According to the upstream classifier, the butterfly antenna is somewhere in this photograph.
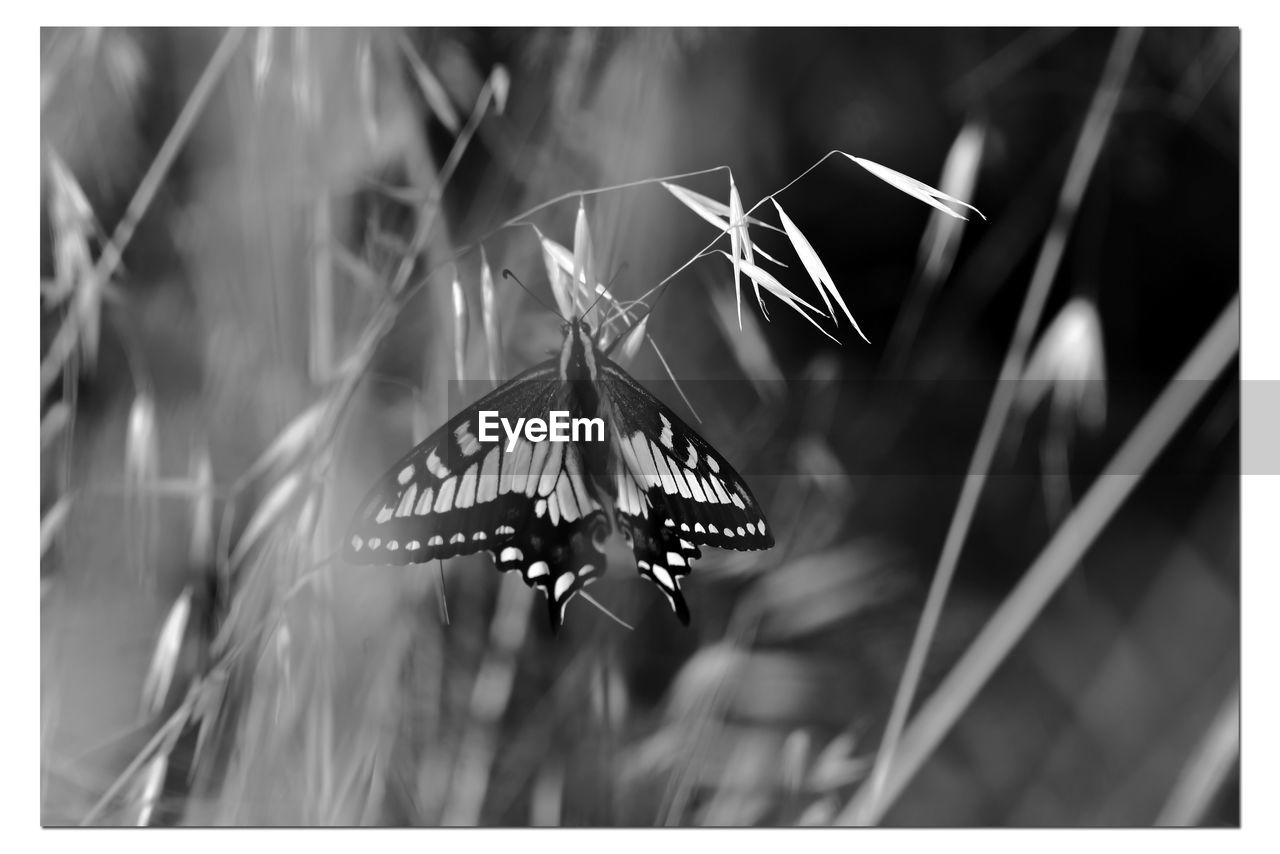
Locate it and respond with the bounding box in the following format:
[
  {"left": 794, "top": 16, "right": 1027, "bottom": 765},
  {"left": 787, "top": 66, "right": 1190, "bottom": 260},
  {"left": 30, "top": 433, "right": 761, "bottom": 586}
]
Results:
[
  {"left": 579, "top": 591, "right": 635, "bottom": 632},
  {"left": 502, "top": 269, "right": 566, "bottom": 322},
  {"left": 583, "top": 262, "right": 628, "bottom": 326}
]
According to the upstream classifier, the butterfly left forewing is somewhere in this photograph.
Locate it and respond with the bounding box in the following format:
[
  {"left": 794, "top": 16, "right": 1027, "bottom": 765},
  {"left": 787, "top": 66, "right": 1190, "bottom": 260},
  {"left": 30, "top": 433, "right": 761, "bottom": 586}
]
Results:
[
  {"left": 344, "top": 363, "right": 562, "bottom": 566},
  {"left": 345, "top": 359, "right": 612, "bottom": 633}
]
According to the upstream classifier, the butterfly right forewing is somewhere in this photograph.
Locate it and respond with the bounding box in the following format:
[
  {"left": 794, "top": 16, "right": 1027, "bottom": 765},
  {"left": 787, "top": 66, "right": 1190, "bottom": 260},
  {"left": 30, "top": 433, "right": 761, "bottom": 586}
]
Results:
[{"left": 597, "top": 356, "right": 774, "bottom": 621}]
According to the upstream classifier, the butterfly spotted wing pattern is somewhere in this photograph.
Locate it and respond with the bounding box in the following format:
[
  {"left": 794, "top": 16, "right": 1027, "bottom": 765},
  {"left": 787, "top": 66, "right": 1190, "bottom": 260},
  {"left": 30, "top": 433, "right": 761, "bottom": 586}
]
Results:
[
  {"left": 344, "top": 361, "right": 610, "bottom": 631},
  {"left": 346, "top": 318, "right": 776, "bottom": 632},
  {"left": 600, "top": 358, "right": 774, "bottom": 622}
]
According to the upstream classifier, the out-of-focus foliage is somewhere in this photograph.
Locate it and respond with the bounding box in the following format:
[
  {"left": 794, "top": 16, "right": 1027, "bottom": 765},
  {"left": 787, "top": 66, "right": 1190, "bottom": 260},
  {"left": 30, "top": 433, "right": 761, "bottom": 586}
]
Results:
[{"left": 40, "top": 28, "right": 1237, "bottom": 827}]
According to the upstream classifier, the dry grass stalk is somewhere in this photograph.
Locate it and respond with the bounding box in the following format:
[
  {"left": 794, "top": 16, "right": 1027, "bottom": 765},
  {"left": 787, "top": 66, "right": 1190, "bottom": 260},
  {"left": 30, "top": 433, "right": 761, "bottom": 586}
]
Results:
[{"left": 854, "top": 28, "right": 1143, "bottom": 824}]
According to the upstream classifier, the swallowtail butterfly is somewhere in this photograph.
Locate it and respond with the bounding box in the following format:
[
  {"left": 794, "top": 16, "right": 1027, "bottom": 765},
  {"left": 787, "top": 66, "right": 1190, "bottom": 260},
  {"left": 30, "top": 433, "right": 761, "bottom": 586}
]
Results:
[{"left": 344, "top": 314, "right": 774, "bottom": 633}]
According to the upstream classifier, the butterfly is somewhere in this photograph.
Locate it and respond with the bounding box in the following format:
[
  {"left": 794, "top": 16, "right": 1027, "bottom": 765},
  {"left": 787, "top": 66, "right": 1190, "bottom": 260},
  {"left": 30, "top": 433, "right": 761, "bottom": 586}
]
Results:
[{"left": 344, "top": 310, "right": 775, "bottom": 633}]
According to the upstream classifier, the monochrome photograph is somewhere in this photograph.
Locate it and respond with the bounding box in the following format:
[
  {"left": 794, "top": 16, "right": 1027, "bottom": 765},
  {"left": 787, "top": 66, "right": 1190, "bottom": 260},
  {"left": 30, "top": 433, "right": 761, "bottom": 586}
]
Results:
[{"left": 38, "top": 26, "right": 1240, "bottom": 828}]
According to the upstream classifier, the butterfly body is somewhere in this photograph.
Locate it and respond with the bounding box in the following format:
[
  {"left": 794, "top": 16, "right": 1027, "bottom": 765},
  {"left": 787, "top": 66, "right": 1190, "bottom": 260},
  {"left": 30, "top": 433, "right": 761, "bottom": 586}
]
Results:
[{"left": 345, "top": 317, "right": 774, "bottom": 632}]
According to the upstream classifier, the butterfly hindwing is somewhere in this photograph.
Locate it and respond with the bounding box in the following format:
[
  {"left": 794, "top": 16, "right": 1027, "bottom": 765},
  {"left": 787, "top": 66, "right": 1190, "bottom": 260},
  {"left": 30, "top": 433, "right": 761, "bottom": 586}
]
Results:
[{"left": 612, "top": 463, "right": 702, "bottom": 623}]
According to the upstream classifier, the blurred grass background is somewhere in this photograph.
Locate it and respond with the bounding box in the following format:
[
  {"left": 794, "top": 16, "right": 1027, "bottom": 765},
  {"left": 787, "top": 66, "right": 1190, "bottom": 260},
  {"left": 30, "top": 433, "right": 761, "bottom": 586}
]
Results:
[{"left": 39, "top": 27, "right": 1238, "bottom": 826}]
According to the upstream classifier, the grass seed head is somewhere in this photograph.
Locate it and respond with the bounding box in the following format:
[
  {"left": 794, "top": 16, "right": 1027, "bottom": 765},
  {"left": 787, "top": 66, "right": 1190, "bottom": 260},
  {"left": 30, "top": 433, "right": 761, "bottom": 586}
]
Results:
[
  {"left": 846, "top": 153, "right": 985, "bottom": 221},
  {"left": 1018, "top": 296, "right": 1108, "bottom": 431},
  {"left": 141, "top": 586, "right": 193, "bottom": 716}
]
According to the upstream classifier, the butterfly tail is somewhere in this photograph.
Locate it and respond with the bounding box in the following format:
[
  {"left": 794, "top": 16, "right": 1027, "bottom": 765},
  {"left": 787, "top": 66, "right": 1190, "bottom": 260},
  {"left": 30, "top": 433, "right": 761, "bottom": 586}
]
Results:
[{"left": 616, "top": 500, "right": 701, "bottom": 626}]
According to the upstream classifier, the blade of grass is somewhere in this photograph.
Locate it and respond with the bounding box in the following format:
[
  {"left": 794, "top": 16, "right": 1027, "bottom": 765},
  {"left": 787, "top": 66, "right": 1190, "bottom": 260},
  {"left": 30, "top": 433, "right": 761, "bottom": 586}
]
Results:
[
  {"left": 854, "top": 27, "right": 1144, "bottom": 824},
  {"left": 846, "top": 155, "right": 985, "bottom": 221},
  {"left": 309, "top": 194, "right": 334, "bottom": 384},
  {"left": 838, "top": 294, "right": 1238, "bottom": 824},
  {"left": 480, "top": 248, "right": 502, "bottom": 386},
  {"left": 1155, "top": 684, "right": 1240, "bottom": 826},
  {"left": 882, "top": 120, "right": 988, "bottom": 371},
  {"left": 771, "top": 198, "right": 868, "bottom": 342},
  {"left": 91, "top": 28, "right": 245, "bottom": 293},
  {"left": 440, "top": 577, "right": 532, "bottom": 825},
  {"left": 452, "top": 274, "right": 468, "bottom": 382},
  {"left": 396, "top": 30, "right": 460, "bottom": 133}
]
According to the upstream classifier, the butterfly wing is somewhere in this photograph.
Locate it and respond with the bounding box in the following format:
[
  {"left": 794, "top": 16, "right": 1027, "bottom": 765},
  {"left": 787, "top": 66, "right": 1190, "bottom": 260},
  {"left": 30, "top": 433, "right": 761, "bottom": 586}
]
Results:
[
  {"left": 599, "top": 357, "right": 774, "bottom": 621},
  {"left": 344, "top": 361, "right": 609, "bottom": 632}
]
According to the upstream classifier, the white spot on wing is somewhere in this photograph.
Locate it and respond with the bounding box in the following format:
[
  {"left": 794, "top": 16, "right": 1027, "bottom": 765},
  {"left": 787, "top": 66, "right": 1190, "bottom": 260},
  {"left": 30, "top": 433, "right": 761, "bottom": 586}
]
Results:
[
  {"left": 351, "top": 535, "right": 364, "bottom": 551},
  {"left": 505, "top": 440, "right": 534, "bottom": 494},
  {"left": 556, "top": 470, "right": 580, "bottom": 521},
  {"left": 527, "top": 561, "right": 550, "bottom": 579},
  {"left": 706, "top": 455, "right": 720, "bottom": 474},
  {"left": 375, "top": 505, "right": 393, "bottom": 524},
  {"left": 398, "top": 464, "right": 416, "bottom": 485},
  {"left": 686, "top": 471, "right": 708, "bottom": 503},
  {"left": 536, "top": 442, "right": 565, "bottom": 498},
  {"left": 652, "top": 565, "right": 674, "bottom": 589},
  {"left": 454, "top": 463, "right": 478, "bottom": 509},
  {"left": 415, "top": 486, "right": 434, "bottom": 515},
  {"left": 525, "top": 441, "right": 551, "bottom": 497},
  {"left": 477, "top": 448, "right": 499, "bottom": 503},
  {"left": 501, "top": 547, "right": 523, "bottom": 563},
  {"left": 426, "top": 449, "right": 451, "bottom": 479},
  {"left": 433, "top": 477, "right": 457, "bottom": 513},
  {"left": 449, "top": 533, "right": 464, "bottom": 544},
  {"left": 386, "top": 540, "right": 399, "bottom": 551},
  {"left": 629, "top": 433, "right": 661, "bottom": 488},
  {"left": 684, "top": 444, "right": 697, "bottom": 469},
  {"left": 666, "top": 552, "right": 686, "bottom": 567},
  {"left": 658, "top": 413, "right": 674, "bottom": 449},
  {"left": 368, "top": 537, "right": 381, "bottom": 549},
  {"left": 396, "top": 483, "right": 418, "bottom": 517},
  {"left": 428, "top": 535, "right": 444, "bottom": 546},
  {"left": 454, "top": 421, "right": 481, "bottom": 457},
  {"left": 554, "top": 573, "right": 574, "bottom": 600},
  {"left": 407, "top": 540, "right": 421, "bottom": 550}
]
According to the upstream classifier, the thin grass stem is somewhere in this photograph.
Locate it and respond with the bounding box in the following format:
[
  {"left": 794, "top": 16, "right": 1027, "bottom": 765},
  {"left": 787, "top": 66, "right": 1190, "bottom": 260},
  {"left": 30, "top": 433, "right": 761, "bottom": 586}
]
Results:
[
  {"left": 839, "top": 293, "right": 1238, "bottom": 825},
  {"left": 853, "top": 28, "right": 1144, "bottom": 824},
  {"left": 90, "top": 29, "right": 245, "bottom": 292},
  {"left": 1155, "top": 684, "right": 1240, "bottom": 826}
]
